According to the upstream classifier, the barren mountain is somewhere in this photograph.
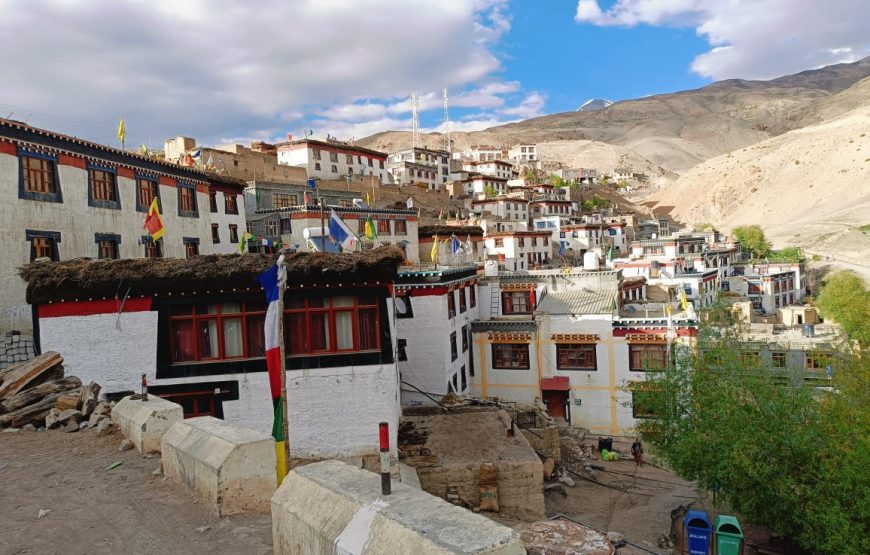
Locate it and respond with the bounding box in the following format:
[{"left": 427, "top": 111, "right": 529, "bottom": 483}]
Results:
[
  {"left": 649, "top": 101, "right": 870, "bottom": 271},
  {"left": 357, "top": 57, "right": 870, "bottom": 173}
]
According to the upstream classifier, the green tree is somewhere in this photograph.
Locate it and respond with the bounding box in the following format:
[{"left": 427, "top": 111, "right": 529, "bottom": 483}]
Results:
[
  {"left": 483, "top": 184, "right": 498, "bottom": 198},
  {"left": 549, "top": 174, "right": 566, "bottom": 188},
  {"left": 636, "top": 325, "right": 869, "bottom": 554},
  {"left": 816, "top": 270, "right": 870, "bottom": 349},
  {"left": 733, "top": 225, "right": 772, "bottom": 258}
]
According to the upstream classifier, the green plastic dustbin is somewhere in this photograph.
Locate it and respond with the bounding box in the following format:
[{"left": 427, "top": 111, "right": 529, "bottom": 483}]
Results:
[{"left": 714, "top": 515, "right": 744, "bottom": 555}]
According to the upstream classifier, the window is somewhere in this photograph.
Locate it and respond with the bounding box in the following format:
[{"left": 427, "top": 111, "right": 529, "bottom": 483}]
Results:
[
  {"left": 211, "top": 224, "right": 220, "bottom": 244},
  {"left": 265, "top": 220, "right": 279, "bottom": 237},
  {"left": 178, "top": 183, "right": 198, "bottom": 217},
  {"left": 280, "top": 218, "right": 292, "bottom": 234},
  {"left": 495, "top": 238, "right": 504, "bottom": 247},
  {"left": 246, "top": 221, "right": 253, "bottom": 234},
  {"left": 461, "top": 366, "right": 467, "bottom": 391},
  {"left": 20, "top": 152, "right": 61, "bottom": 202},
  {"left": 629, "top": 343, "right": 668, "bottom": 371},
  {"left": 224, "top": 192, "right": 238, "bottom": 214},
  {"left": 313, "top": 149, "right": 321, "bottom": 160},
  {"left": 771, "top": 351, "right": 787, "bottom": 368},
  {"left": 136, "top": 177, "right": 159, "bottom": 212},
  {"left": 330, "top": 165, "right": 338, "bottom": 173},
  {"left": 209, "top": 191, "right": 218, "bottom": 213},
  {"left": 461, "top": 325, "right": 468, "bottom": 351},
  {"left": 95, "top": 234, "right": 120, "bottom": 259},
  {"left": 169, "top": 301, "right": 266, "bottom": 363},
  {"left": 632, "top": 389, "right": 659, "bottom": 419},
  {"left": 183, "top": 238, "right": 199, "bottom": 258},
  {"left": 450, "top": 332, "right": 457, "bottom": 361},
  {"left": 469, "top": 286, "right": 476, "bottom": 308},
  {"left": 273, "top": 193, "right": 297, "bottom": 209},
  {"left": 88, "top": 166, "right": 119, "bottom": 208},
  {"left": 397, "top": 338, "right": 407, "bottom": 361},
  {"left": 229, "top": 224, "right": 239, "bottom": 244},
  {"left": 143, "top": 236, "right": 163, "bottom": 258},
  {"left": 26, "top": 230, "right": 60, "bottom": 261},
  {"left": 740, "top": 351, "right": 760, "bottom": 367},
  {"left": 447, "top": 292, "right": 456, "bottom": 319},
  {"left": 329, "top": 151, "right": 338, "bottom": 162},
  {"left": 315, "top": 163, "right": 321, "bottom": 171},
  {"left": 284, "top": 295, "right": 380, "bottom": 355},
  {"left": 377, "top": 219, "right": 391, "bottom": 234},
  {"left": 806, "top": 352, "right": 833, "bottom": 370},
  {"left": 501, "top": 291, "right": 534, "bottom": 314},
  {"left": 556, "top": 344, "right": 597, "bottom": 370},
  {"left": 459, "top": 288, "right": 467, "bottom": 313},
  {"left": 394, "top": 220, "right": 407, "bottom": 235},
  {"left": 492, "top": 343, "right": 530, "bottom": 369}
]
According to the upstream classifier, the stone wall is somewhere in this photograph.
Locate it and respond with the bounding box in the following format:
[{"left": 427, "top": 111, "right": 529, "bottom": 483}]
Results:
[
  {"left": 521, "top": 426, "right": 561, "bottom": 460},
  {"left": 0, "top": 332, "right": 35, "bottom": 370}
]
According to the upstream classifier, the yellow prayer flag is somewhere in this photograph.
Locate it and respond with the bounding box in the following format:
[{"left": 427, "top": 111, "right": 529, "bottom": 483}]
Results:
[
  {"left": 117, "top": 118, "right": 126, "bottom": 144},
  {"left": 430, "top": 235, "right": 439, "bottom": 263}
]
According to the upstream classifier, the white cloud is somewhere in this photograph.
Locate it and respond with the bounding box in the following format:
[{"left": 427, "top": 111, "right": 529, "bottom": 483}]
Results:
[
  {"left": 500, "top": 92, "right": 547, "bottom": 118},
  {"left": 0, "top": 0, "right": 513, "bottom": 145},
  {"left": 575, "top": 0, "right": 870, "bottom": 80}
]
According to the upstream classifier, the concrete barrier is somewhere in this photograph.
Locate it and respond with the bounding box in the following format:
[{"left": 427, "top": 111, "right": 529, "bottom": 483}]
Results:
[
  {"left": 111, "top": 395, "right": 183, "bottom": 454},
  {"left": 272, "top": 460, "right": 525, "bottom": 555},
  {"left": 161, "top": 416, "right": 276, "bottom": 516}
]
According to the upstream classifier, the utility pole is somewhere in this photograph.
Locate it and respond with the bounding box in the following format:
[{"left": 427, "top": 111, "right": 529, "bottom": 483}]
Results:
[
  {"left": 411, "top": 93, "right": 420, "bottom": 150},
  {"left": 443, "top": 88, "right": 451, "bottom": 155}
]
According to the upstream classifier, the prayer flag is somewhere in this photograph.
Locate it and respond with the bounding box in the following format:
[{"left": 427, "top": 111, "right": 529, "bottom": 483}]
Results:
[
  {"left": 451, "top": 235, "right": 461, "bottom": 255},
  {"left": 238, "top": 231, "right": 253, "bottom": 253},
  {"left": 117, "top": 118, "right": 126, "bottom": 144},
  {"left": 256, "top": 265, "right": 288, "bottom": 483},
  {"left": 328, "top": 209, "right": 357, "bottom": 250},
  {"left": 143, "top": 198, "right": 164, "bottom": 241},
  {"left": 430, "top": 235, "right": 439, "bottom": 262},
  {"left": 364, "top": 216, "right": 378, "bottom": 241}
]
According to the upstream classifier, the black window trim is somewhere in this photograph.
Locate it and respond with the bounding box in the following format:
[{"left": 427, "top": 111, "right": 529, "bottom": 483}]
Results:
[
  {"left": 141, "top": 235, "right": 164, "bottom": 258},
  {"left": 94, "top": 232, "right": 121, "bottom": 259},
  {"left": 177, "top": 180, "right": 199, "bottom": 218},
  {"left": 135, "top": 174, "right": 161, "bottom": 213},
  {"left": 18, "top": 148, "right": 63, "bottom": 203},
  {"left": 25, "top": 229, "right": 61, "bottom": 261},
  {"left": 87, "top": 163, "right": 121, "bottom": 210}
]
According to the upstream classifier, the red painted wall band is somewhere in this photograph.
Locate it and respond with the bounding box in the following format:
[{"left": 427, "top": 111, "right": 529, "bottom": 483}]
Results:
[{"left": 38, "top": 297, "right": 153, "bottom": 318}]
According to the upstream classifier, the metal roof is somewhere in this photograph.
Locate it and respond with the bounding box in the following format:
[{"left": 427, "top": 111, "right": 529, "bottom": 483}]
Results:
[{"left": 536, "top": 290, "right": 617, "bottom": 315}]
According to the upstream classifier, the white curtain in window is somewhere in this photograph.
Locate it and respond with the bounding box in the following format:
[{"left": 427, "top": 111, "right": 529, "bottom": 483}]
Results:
[
  {"left": 335, "top": 311, "right": 354, "bottom": 350},
  {"left": 223, "top": 317, "right": 243, "bottom": 357}
]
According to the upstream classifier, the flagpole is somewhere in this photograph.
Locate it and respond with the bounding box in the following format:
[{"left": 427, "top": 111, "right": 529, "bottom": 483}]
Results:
[{"left": 276, "top": 255, "right": 291, "bottom": 477}]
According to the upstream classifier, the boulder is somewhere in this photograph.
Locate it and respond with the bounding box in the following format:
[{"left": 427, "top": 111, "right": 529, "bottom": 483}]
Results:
[
  {"left": 79, "top": 382, "right": 101, "bottom": 418},
  {"left": 57, "top": 408, "right": 81, "bottom": 425},
  {"left": 45, "top": 408, "right": 63, "bottom": 429},
  {"left": 55, "top": 392, "right": 81, "bottom": 411}
]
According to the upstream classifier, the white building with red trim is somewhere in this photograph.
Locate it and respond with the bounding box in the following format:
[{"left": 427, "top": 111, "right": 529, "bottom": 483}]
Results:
[
  {"left": 386, "top": 147, "right": 451, "bottom": 190},
  {"left": 0, "top": 118, "right": 246, "bottom": 334},
  {"left": 484, "top": 231, "right": 552, "bottom": 271},
  {"left": 462, "top": 160, "right": 515, "bottom": 180},
  {"left": 276, "top": 139, "right": 389, "bottom": 183},
  {"left": 470, "top": 196, "right": 529, "bottom": 223}
]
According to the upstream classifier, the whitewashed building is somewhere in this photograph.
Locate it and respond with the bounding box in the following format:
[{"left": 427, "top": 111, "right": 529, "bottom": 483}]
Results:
[
  {"left": 277, "top": 139, "right": 389, "bottom": 183},
  {"left": 470, "top": 197, "right": 529, "bottom": 223},
  {"left": 484, "top": 231, "right": 552, "bottom": 271},
  {"left": 462, "top": 160, "right": 515, "bottom": 180},
  {"left": 0, "top": 118, "right": 246, "bottom": 334},
  {"left": 508, "top": 144, "right": 537, "bottom": 163},
  {"left": 386, "top": 147, "right": 451, "bottom": 189}
]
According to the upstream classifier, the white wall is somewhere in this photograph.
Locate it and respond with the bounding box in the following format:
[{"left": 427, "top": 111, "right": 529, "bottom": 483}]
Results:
[
  {"left": 38, "top": 309, "right": 400, "bottom": 459},
  {"left": 210, "top": 190, "right": 247, "bottom": 254}
]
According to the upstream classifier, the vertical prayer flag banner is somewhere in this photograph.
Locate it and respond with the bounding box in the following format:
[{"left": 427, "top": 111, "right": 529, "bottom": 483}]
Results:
[
  {"left": 451, "top": 235, "right": 461, "bottom": 255},
  {"left": 559, "top": 241, "right": 565, "bottom": 257},
  {"left": 238, "top": 232, "right": 253, "bottom": 253},
  {"left": 430, "top": 235, "right": 439, "bottom": 263},
  {"left": 143, "top": 197, "right": 165, "bottom": 240},
  {"left": 256, "top": 265, "right": 288, "bottom": 483},
  {"left": 117, "top": 118, "right": 126, "bottom": 144},
  {"left": 364, "top": 216, "right": 378, "bottom": 242}
]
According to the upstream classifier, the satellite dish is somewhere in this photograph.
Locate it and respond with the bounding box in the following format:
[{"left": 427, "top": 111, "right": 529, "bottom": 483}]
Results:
[{"left": 395, "top": 297, "right": 408, "bottom": 314}]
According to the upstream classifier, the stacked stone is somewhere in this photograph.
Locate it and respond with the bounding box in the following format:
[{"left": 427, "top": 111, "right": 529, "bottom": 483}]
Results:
[{"left": 0, "top": 332, "right": 36, "bottom": 370}]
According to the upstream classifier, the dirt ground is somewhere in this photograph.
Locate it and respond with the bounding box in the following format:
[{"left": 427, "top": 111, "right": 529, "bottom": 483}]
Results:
[{"left": 0, "top": 428, "right": 272, "bottom": 555}]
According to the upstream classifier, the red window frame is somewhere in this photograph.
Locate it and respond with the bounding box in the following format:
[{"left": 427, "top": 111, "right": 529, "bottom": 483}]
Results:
[
  {"left": 22, "top": 155, "right": 56, "bottom": 193},
  {"left": 144, "top": 238, "right": 162, "bottom": 258},
  {"left": 90, "top": 168, "right": 116, "bottom": 201},
  {"left": 629, "top": 343, "right": 668, "bottom": 371},
  {"left": 225, "top": 194, "right": 239, "bottom": 214},
  {"left": 185, "top": 241, "right": 199, "bottom": 258},
  {"left": 394, "top": 220, "right": 407, "bottom": 235},
  {"left": 502, "top": 291, "right": 534, "bottom": 314},
  {"left": 180, "top": 186, "right": 196, "bottom": 212},
  {"left": 377, "top": 219, "right": 391, "bottom": 234},
  {"left": 284, "top": 295, "right": 380, "bottom": 356},
  {"left": 556, "top": 344, "right": 597, "bottom": 370},
  {"left": 98, "top": 239, "right": 119, "bottom": 260},
  {"left": 492, "top": 343, "right": 530, "bottom": 369},
  {"left": 169, "top": 301, "right": 267, "bottom": 363},
  {"left": 137, "top": 177, "right": 158, "bottom": 207}
]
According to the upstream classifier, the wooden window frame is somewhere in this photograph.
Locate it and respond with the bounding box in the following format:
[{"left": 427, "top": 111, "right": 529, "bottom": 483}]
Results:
[
  {"left": 394, "top": 219, "right": 407, "bottom": 235},
  {"left": 501, "top": 291, "right": 534, "bottom": 315},
  {"left": 450, "top": 332, "right": 458, "bottom": 361},
  {"left": 491, "top": 343, "right": 530, "bottom": 370},
  {"left": 209, "top": 191, "right": 218, "bottom": 213},
  {"left": 19, "top": 151, "right": 62, "bottom": 203},
  {"left": 629, "top": 343, "right": 668, "bottom": 372},
  {"left": 458, "top": 288, "right": 467, "bottom": 313},
  {"left": 142, "top": 236, "right": 163, "bottom": 258},
  {"left": 169, "top": 301, "right": 266, "bottom": 363},
  {"left": 377, "top": 219, "right": 391, "bottom": 234},
  {"left": 177, "top": 183, "right": 199, "bottom": 217},
  {"left": 469, "top": 285, "right": 476, "bottom": 308},
  {"left": 461, "top": 325, "right": 468, "bottom": 352},
  {"left": 284, "top": 296, "right": 381, "bottom": 356},
  {"left": 556, "top": 343, "right": 597, "bottom": 370},
  {"left": 95, "top": 234, "right": 121, "bottom": 260},
  {"left": 224, "top": 194, "right": 239, "bottom": 215},
  {"left": 228, "top": 224, "right": 239, "bottom": 244},
  {"left": 135, "top": 176, "right": 160, "bottom": 212},
  {"left": 88, "top": 166, "right": 120, "bottom": 209},
  {"left": 447, "top": 291, "right": 456, "bottom": 319},
  {"left": 183, "top": 237, "right": 200, "bottom": 258},
  {"left": 211, "top": 224, "right": 220, "bottom": 244}
]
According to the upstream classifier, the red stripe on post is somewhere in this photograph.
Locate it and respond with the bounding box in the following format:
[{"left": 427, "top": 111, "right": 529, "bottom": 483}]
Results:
[{"left": 379, "top": 421, "right": 389, "bottom": 451}]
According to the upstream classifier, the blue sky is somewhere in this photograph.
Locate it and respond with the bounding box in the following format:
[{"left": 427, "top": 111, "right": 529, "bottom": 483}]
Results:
[{"left": 0, "top": 0, "right": 867, "bottom": 147}]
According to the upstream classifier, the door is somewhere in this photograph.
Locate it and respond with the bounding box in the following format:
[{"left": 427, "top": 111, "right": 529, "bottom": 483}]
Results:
[{"left": 543, "top": 390, "right": 569, "bottom": 420}]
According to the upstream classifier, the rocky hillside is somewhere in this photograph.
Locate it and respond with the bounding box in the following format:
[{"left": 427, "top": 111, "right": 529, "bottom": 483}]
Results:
[
  {"left": 649, "top": 100, "right": 870, "bottom": 269},
  {"left": 358, "top": 57, "right": 870, "bottom": 173}
]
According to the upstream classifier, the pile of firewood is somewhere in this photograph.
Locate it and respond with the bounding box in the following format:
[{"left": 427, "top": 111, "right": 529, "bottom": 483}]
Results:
[{"left": 0, "top": 352, "right": 111, "bottom": 432}]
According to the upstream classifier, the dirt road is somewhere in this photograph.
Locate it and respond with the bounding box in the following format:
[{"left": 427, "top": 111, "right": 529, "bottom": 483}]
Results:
[{"left": 0, "top": 428, "right": 272, "bottom": 555}]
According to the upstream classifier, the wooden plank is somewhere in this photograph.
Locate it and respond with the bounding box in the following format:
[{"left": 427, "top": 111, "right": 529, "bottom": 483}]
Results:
[
  {"left": 0, "top": 376, "right": 82, "bottom": 413},
  {"left": 0, "top": 352, "right": 63, "bottom": 401},
  {"left": 0, "top": 392, "right": 64, "bottom": 427}
]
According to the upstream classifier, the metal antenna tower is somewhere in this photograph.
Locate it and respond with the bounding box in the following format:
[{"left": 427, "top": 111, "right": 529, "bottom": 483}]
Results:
[
  {"left": 443, "top": 88, "right": 451, "bottom": 154},
  {"left": 410, "top": 93, "right": 420, "bottom": 149}
]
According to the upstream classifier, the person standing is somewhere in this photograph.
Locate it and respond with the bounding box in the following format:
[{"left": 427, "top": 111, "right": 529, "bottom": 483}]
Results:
[{"left": 631, "top": 439, "right": 644, "bottom": 467}]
